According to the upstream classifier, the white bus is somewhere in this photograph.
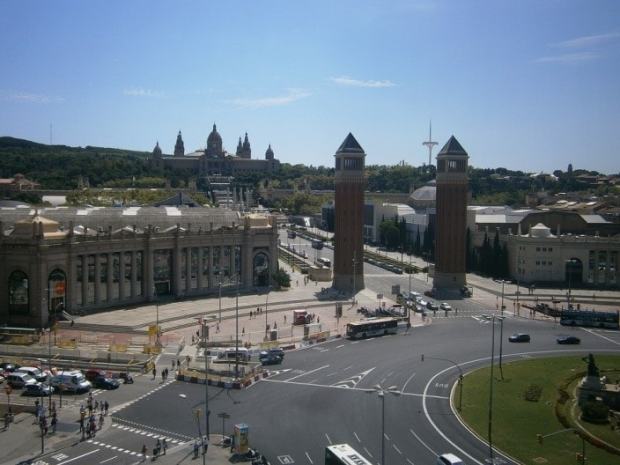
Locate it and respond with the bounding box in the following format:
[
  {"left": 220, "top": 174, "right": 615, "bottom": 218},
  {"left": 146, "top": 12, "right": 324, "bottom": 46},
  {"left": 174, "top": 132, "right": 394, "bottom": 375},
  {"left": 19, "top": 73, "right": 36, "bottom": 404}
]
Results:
[
  {"left": 316, "top": 257, "right": 331, "bottom": 268},
  {"left": 325, "top": 444, "right": 373, "bottom": 465},
  {"left": 346, "top": 317, "right": 399, "bottom": 340},
  {"left": 216, "top": 347, "right": 251, "bottom": 362}
]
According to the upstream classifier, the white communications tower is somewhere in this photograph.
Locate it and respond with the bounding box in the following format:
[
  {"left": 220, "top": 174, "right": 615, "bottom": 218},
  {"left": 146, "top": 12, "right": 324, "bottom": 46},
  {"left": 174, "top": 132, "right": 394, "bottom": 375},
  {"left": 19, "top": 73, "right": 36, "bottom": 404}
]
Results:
[{"left": 422, "top": 121, "right": 438, "bottom": 166}]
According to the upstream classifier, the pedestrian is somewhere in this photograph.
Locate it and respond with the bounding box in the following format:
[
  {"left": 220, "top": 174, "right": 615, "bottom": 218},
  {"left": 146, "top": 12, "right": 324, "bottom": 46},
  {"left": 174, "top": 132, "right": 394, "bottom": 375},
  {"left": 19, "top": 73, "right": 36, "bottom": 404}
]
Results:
[
  {"left": 4, "top": 412, "right": 10, "bottom": 430},
  {"left": 99, "top": 413, "right": 104, "bottom": 430},
  {"left": 152, "top": 367, "right": 157, "bottom": 380},
  {"left": 202, "top": 435, "right": 208, "bottom": 455},
  {"left": 193, "top": 441, "right": 200, "bottom": 459},
  {"left": 104, "top": 400, "right": 109, "bottom": 415},
  {"left": 172, "top": 360, "right": 176, "bottom": 369},
  {"left": 274, "top": 321, "right": 277, "bottom": 330},
  {"left": 250, "top": 310, "right": 253, "bottom": 319},
  {"left": 216, "top": 323, "right": 220, "bottom": 333},
  {"left": 51, "top": 413, "right": 57, "bottom": 433},
  {"left": 94, "top": 400, "right": 99, "bottom": 412},
  {"left": 317, "top": 316, "right": 320, "bottom": 324},
  {"left": 242, "top": 327, "right": 245, "bottom": 335},
  {"left": 177, "top": 358, "right": 181, "bottom": 368},
  {"left": 161, "top": 370, "right": 165, "bottom": 383},
  {"left": 162, "top": 438, "right": 167, "bottom": 455},
  {"left": 141, "top": 444, "right": 148, "bottom": 462}
]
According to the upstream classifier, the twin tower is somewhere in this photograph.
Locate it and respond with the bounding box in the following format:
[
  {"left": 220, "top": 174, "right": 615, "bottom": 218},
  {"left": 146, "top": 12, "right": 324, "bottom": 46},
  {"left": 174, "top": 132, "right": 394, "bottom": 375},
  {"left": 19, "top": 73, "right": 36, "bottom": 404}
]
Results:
[{"left": 332, "top": 133, "right": 469, "bottom": 294}]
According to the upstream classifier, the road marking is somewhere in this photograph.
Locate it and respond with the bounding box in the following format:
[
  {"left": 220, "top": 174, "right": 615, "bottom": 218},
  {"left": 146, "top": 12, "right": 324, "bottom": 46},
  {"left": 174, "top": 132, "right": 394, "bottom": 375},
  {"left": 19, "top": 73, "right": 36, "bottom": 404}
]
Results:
[
  {"left": 278, "top": 455, "right": 294, "bottom": 464},
  {"left": 353, "top": 432, "right": 361, "bottom": 443},
  {"left": 336, "top": 345, "right": 345, "bottom": 349},
  {"left": 406, "top": 459, "right": 415, "bottom": 465},
  {"left": 409, "top": 428, "right": 436, "bottom": 456},
  {"left": 583, "top": 328, "right": 620, "bottom": 346},
  {"left": 384, "top": 433, "right": 390, "bottom": 441},
  {"left": 100, "top": 456, "right": 118, "bottom": 464},
  {"left": 392, "top": 444, "right": 402, "bottom": 455},
  {"left": 305, "top": 452, "right": 314, "bottom": 464},
  {"left": 57, "top": 449, "right": 101, "bottom": 465},
  {"left": 285, "top": 364, "right": 329, "bottom": 381},
  {"left": 325, "top": 433, "right": 332, "bottom": 444},
  {"left": 332, "top": 367, "right": 375, "bottom": 389},
  {"left": 401, "top": 372, "right": 416, "bottom": 393},
  {"left": 343, "top": 365, "right": 353, "bottom": 371},
  {"left": 363, "top": 447, "right": 373, "bottom": 458}
]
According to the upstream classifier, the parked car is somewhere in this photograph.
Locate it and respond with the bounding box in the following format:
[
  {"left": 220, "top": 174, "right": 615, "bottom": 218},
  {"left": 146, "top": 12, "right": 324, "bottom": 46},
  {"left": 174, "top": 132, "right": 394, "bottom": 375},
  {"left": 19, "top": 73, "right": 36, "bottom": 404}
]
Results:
[
  {"left": 426, "top": 301, "right": 438, "bottom": 311},
  {"left": 51, "top": 370, "right": 91, "bottom": 393},
  {"left": 15, "top": 367, "right": 48, "bottom": 382},
  {"left": 557, "top": 335, "right": 581, "bottom": 345},
  {"left": 6, "top": 372, "right": 37, "bottom": 389},
  {"left": 440, "top": 303, "right": 452, "bottom": 311},
  {"left": 418, "top": 300, "right": 428, "bottom": 308},
  {"left": 92, "top": 376, "right": 121, "bottom": 390},
  {"left": 509, "top": 333, "right": 531, "bottom": 343},
  {"left": 0, "top": 362, "right": 20, "bottom": 373},
  {"left": 22, "top": 383, "right": 54, "bottom": 397}
]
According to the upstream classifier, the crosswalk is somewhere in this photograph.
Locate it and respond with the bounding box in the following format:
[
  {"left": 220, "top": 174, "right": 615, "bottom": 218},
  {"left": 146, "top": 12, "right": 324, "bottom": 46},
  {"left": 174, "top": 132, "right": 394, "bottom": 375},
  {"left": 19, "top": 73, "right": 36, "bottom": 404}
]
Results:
[
  {"left": 111, "top": 420, "right": 191, "bottom": 443},
  {"left": 86, "top": 439, "right": 148, "bottom": 458}
]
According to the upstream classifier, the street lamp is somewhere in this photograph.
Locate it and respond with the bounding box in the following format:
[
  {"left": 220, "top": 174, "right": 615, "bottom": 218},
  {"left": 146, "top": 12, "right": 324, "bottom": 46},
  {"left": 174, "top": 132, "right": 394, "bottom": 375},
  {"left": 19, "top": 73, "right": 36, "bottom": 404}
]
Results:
[
  {"left": 566, "top": 259, "right": 577, "bottom": 309},
  {"left": 264, "top": 285, "right": 271, "bottom": 336},
  {"left": 352, "top": 251, "right": 357, "bottom": 305},
  {"left": 202, "top": 323, "right": 210, "bottom": 439},
  {"left": 218, "top": 274, "right": 223, "bottom": 323},
  {"left": 367, "top": 385, "right": 400, "bottom": 465}
]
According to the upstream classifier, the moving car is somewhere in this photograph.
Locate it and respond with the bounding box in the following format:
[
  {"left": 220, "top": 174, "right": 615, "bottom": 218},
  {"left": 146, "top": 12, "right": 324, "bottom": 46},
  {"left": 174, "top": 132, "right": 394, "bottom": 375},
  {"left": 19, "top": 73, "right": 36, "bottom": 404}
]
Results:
[
  {"left": 265, "top": 347, "right": 285, "bottom": 359},
  {"left": 509, "top": 333, "right": 531, "bottom": 343},
  {"left": 259, "top": 351, "right": 283, "bottom": 366},
  {"left": 426, "top": 301, "right": 438, "bottom": 311},
  {"left": 440, "top": 303, "right": 452, "bottom": 311},
  {"left": 557, "top": 335, "right": 581, "bottom": 345},
  {"left": 91, "top": 376, "right": 121, "bottom": 390},
  {"left": 22, "top": 383, "right": 54, "bottom": 397},
  {"left": 51, "top": 370, "right": 91, "bottom": 393},
  {"left": 85, "top": 369, "right": 108, "bottom": 382},
  {"left": 437, "top": 453, "right": 465, "bottom": 465}
]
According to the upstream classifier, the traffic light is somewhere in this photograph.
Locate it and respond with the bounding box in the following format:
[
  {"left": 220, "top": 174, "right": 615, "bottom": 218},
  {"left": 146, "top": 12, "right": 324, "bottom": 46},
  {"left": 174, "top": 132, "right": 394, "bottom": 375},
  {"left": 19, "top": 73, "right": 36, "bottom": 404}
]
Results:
[{"left": 537, "top": 434, "right": 543, "bottom": 444}]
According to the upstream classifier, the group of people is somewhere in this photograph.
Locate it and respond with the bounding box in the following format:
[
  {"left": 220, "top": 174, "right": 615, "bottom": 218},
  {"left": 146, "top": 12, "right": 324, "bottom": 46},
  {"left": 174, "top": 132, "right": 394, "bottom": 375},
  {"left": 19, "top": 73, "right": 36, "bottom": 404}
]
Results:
[
  {"left": 78, "top": 394, "right": 109, "bottom": 439},
  {"left": 152, "top": 367, "right": 172, "bottom": 382},
  {"left": 192, "top": 435, "right": 209, "bottom": 458},
  {"left": 34, "top": 399, "right": 57, "bottom": 435},
  {"left": 141, "top": 438, "right": 168, "bottom": 460}
]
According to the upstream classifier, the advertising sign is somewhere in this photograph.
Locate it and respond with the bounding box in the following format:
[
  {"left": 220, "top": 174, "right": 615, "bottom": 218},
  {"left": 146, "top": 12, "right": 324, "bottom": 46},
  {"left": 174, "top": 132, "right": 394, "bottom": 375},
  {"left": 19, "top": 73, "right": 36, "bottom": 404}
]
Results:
[{"left": 234, "top": 423, "right": 249, "bottom": 454}]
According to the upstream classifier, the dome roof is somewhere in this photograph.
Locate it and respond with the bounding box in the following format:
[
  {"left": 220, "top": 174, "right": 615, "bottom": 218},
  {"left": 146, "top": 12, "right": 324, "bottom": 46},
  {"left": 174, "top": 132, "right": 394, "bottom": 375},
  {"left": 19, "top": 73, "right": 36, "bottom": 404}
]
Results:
[
  {"left": 207, "top": 124, "right": 222, "bottom": 145},
  {"left": 408, "top": 183, "right": 436, "bottom": 208}
]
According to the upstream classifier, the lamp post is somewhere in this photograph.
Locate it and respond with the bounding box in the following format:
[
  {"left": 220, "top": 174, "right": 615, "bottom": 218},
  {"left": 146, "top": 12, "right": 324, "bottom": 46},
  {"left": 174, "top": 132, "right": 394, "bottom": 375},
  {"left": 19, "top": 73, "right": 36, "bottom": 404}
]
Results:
[
  {"left": 235, "top": 279, "right": 240, "bottom": 380},
  {"left": 264, "top": 286, "right": 270, "bottom": 336},
  {"left": 218, "top": 275, "right": 222, "bottom": 323},
  {"left": 352, "top": 251, "right": 357, "bottom": 305},
  {"left": 488, "top": 315, "right": 496, "bottom": 463},
  {"left": 194, "top": 408, "right": 206, "bottom": 465},
  {"left": 421, "top": 355, "right": 464, "bottom": 411},
  {"left": 566, "top": 259, "right": 577, "bottom": 309},
  {"left": 202, "top": 324, "right": 210, "bottom": 438},
  {"left": 367, "top": 385, "right": 400, "bottom": 465}
]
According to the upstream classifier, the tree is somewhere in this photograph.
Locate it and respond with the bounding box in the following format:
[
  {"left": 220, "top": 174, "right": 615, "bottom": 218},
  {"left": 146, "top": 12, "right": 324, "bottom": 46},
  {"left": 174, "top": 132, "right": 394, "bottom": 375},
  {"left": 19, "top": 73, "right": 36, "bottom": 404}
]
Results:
[
  {"left": 414, "top": 229, "right": 421, "bottom": 255},
  {"left": 379, "top": 220, "right": 400, "bottom": 249},
  {"left": 272, "top": 268, "right": 291, "bottom": 288}
]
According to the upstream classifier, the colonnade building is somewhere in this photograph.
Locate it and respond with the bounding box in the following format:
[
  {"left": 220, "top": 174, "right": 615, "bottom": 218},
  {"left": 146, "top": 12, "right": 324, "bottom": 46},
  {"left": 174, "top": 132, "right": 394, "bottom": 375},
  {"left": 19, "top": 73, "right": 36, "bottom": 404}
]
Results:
[{"left": 0, "top": 207, "right": 278, "bottom": 328}]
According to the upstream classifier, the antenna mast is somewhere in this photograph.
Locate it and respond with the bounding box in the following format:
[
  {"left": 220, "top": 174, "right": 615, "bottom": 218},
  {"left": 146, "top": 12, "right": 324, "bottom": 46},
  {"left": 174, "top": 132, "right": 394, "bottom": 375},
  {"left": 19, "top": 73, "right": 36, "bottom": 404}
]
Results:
[{"left": 422, "top": 121, "right": 438, "bottom": 166}]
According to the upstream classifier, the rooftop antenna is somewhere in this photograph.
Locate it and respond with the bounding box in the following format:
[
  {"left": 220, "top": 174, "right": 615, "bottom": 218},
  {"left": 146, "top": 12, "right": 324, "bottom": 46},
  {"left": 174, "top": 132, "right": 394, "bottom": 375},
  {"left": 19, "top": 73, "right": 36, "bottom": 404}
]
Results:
[{"left": 422, "top": 120, "right": 437, "bottom": 166}]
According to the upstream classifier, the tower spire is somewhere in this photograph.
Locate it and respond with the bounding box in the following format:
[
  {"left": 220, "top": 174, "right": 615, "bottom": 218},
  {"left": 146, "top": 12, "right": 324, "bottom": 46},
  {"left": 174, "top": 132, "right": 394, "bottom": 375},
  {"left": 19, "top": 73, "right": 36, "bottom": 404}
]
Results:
[{"left": 422, "top": 120, "right": 438, "bottom": 166}]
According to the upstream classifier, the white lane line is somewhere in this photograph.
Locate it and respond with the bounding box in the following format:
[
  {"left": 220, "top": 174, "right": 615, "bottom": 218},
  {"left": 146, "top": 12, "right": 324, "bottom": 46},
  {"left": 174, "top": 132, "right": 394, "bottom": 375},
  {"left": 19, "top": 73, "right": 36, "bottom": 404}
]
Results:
[
  {"left": 305, "top": 452, "right": 314, "bottom": 464},
  {"left": 363, "top": 447, "right": 373, "bottom": 458},
  {"left": 401, "top": 372, "right": 416, "bottom": 394},
  {"left": 353, "top": 432, "right": 361, "bottom": 443},
  {"left": 406, "top": 459, "right": 415, "bottom": 465},
  {"left": 336, "top": 345, "right": 345, "bottom": 349},
  {"left": 325, "top": 433, "right": 332, "bottom": 444},
  {"left": 325, "top": 372, "right": 339, "bottom": 377},
  {"left": 285, "top": 364, "right": 330, "bottom": 381},
  {"left": 583, "top": 328, "right": 620, "bottom": 345},
  {"left": 409, "top": 428, "right": 436, "bottom": 456},
  {"left": 343, "top": 365, "right": 353, "bottom": 371},
  {"left": 392, "top": 444, "right": 402, "bottom": 455},
  {"left": 100, "top": 456, "right": 118, "bottom": 464},
  {"left": 262, "top": 378, "right": 448, "bottom": 398},
  {"left": 384, "top": 433, "right": 390, "bottom": 441},
  {"left": 57, "top": 449, "right": 101, "bottom": 465}
]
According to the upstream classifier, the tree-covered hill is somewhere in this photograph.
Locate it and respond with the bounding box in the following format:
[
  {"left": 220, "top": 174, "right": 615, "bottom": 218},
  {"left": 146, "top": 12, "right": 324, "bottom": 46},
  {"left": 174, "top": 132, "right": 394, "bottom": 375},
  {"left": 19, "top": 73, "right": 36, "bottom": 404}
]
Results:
[{"left": 0, "top": 136, "right": 153, "bottom": 189}]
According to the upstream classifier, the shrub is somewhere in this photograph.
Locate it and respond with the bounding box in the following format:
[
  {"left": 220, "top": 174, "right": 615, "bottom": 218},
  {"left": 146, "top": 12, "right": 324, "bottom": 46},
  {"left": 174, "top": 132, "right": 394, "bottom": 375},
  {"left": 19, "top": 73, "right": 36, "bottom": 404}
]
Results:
[{"left": 524, "top": 384, "right": 543, "bottom": 402}]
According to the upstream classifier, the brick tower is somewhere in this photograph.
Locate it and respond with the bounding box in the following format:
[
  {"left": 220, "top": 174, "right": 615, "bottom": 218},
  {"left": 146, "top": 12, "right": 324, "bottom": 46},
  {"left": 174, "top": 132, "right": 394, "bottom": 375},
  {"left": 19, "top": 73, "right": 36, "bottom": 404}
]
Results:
[
  {"left": 333, "top": 133, "right": 365, "bottom": 293},
  {"left": 434, "top": 136, "right": 469, "bottom": 290}
]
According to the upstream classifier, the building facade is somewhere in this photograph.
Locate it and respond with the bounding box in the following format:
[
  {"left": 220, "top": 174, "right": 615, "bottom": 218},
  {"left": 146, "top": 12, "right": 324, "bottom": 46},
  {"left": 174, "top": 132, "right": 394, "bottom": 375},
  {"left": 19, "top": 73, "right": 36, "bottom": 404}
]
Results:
[
  {"left": 0, "top": 207, "right": 278, "bottom": 328},
  {"left": 434, "top": 136, "right": 469, "bottom": 290},
  {"left": 333, "top": 133, "right": 366, "bottom": 293},
  {"left": 151, "top": 124, "right": 280, "bottom": 176}
]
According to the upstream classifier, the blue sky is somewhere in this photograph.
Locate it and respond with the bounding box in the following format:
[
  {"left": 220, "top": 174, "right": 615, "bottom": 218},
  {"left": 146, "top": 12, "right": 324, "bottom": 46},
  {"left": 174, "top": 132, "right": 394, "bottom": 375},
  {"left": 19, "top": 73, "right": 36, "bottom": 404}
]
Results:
[{"left": 1, "top": 0, "right": 619, "bottom": 173}]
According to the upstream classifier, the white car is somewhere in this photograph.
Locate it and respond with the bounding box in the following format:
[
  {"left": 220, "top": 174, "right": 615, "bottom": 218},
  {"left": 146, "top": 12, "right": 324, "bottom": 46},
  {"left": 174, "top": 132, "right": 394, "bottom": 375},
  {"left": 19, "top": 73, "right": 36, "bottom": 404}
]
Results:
[
  {"left": 418, "top": 300, "right": 428, "bottom": 307},
  {"left": 440, "top": 303, "right": 452, "bottom": 311}
]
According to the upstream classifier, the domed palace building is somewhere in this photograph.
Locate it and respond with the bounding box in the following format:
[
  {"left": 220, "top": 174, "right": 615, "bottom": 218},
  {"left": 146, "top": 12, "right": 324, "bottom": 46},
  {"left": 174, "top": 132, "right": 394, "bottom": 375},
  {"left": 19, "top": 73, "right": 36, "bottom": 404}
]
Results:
[{"left": 150, "top": 124, "right": 280, "bottom": 176}]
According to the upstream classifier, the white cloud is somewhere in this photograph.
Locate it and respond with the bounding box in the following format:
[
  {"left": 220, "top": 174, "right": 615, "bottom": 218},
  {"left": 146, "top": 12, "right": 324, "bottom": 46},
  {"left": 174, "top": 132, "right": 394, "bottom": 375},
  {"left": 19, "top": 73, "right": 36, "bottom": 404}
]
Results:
[
  {"left": 123, "top": 88, "right": 163, "bottom": 97},
  {"left": 535, "top": 52, "right": 599, "bottom": 64},
  {"left": 330, "top": 76, "right": 396, "bottom": 88},
  {"left": 228, "top": 88, "right": 311, "bottom": 108},
  {"left": 552, "top": 32, "right": 620, "bottom": 49},
  {"left": 0, "top": 91, "right": 64, "bottom": 103}
]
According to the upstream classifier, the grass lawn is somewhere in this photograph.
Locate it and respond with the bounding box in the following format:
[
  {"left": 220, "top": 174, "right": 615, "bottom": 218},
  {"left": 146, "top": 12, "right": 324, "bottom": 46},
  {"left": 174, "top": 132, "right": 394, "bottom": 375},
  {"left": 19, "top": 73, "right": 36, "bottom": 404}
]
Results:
[{"left": 458, "top": 355, "right": 620, "bottom": 465}]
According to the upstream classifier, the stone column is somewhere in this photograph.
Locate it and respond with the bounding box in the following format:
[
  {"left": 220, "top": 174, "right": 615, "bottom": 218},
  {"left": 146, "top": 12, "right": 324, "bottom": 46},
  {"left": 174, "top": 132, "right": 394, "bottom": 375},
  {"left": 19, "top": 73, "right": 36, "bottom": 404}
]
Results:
[
  {"left": 94, "top": 254, "right": 101, "bottom": 304},
  {"left": 198, "top": 247, "right": 204, "bottom": 290},
  {"left": 208, "top": 246, "right": 215, "bottom": 290},
  {"left": 81, "top": 255, "right": 88, "bottom": 306},
  {"left": 119, "top": 252, "right": 126, "bottom": 301},
  {"left": 173, "top": 244, "right": 182, "bottom": 297},
  {"left": 186, "top": 247, "right": 192, "bottom": 293},
  {"left": 131, "top": 251, "right": 137, "bottom": 298},
  {"left": 594, "top": 249, "right": 600, "bottom": 285},
  {"left": 107, "top": 253, "right": 113, "bottom": 301},
  {"left": 145, "top": 248, "right": 154, "bottom": 301}
]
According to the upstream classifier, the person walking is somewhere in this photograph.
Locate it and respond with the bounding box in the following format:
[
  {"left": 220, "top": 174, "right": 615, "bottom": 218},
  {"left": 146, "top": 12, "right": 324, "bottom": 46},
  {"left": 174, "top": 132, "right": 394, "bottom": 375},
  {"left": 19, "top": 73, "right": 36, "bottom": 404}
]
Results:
[
  {"left": 104, "top": 400, "right": 109, "bottom": 415},
  {"left": 162, "top": 438, "right": 167, "bottom": 455},
  {"left": 202, "top": 435, "right": 208, "bottom": 455},
  {"left": 193, "top": 441, "right": 199, "bottom": 459},
  {"left": 51, "top": 413, "right": 57, "bottom": 433},
  {"left": 152, "top": 367, "right": 157, "bottom": 380},
  {"left": 141, "top": 444, "right": 148, "bottom": 462},
  {"left": 98, "top": 413, "right": 104, "bottom": 430}
]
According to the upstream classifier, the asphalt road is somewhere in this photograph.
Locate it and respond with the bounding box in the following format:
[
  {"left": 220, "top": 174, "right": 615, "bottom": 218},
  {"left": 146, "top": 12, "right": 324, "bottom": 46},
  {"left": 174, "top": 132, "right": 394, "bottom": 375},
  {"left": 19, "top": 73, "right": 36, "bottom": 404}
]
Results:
[{"left": 21, "top": 235, "right": 620, "bottom": 465}]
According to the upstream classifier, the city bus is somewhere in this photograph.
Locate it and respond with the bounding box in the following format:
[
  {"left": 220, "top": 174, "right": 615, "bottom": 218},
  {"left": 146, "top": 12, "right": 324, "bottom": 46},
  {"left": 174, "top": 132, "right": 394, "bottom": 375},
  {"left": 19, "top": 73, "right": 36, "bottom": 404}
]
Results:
[
  {"left": 311, "top": 239, "right": 324, "bottom": 250},
  {"left": 346, "top": 317, "right": 399, "bottom": 339},
  {"left": 560, "top": 309, "right": 619, "bottom": 329},
  {"left": 316, "top": 257, "right": 331, "bottom": 268},
  {"left": 325, "top": 444, "right": 373, "bottom": 465}
]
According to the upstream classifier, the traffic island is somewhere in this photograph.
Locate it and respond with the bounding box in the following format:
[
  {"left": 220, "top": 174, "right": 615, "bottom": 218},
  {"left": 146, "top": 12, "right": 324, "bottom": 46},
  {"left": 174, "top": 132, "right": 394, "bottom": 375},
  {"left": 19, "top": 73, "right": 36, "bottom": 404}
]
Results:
[{"left": 457, "top": 355, "right": 620, "bottom": 465}]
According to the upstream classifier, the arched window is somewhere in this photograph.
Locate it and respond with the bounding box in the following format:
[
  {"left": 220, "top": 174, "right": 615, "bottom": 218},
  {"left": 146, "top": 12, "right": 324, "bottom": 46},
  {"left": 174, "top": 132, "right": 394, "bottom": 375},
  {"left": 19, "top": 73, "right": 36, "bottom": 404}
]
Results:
[
  {"left": 253, "top": 252, "right": 270, "bottom": 287},
  {"left": 48, "top": 269, "right": 66, "bottom": 314},
  {"left": 8, "top": 271, "right": 29, "bottom": 315}
]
